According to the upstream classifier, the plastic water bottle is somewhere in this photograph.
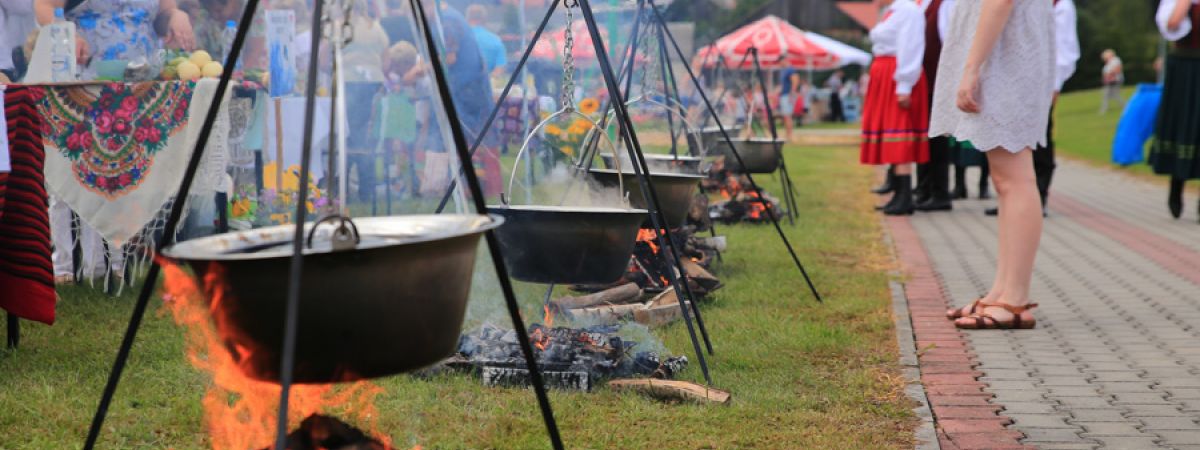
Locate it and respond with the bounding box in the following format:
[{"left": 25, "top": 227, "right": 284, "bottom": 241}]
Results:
[
  {"left": 222, "top": 20, "right": 240, "bottom": 68},
  {"left": 49, "top": 8, "right": 76, "bottom": 82}
]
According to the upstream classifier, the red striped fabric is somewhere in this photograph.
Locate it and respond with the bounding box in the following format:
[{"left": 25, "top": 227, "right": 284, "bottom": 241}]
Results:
[{"left": 0, "top": 86, "right": 55, "bottom": 325}]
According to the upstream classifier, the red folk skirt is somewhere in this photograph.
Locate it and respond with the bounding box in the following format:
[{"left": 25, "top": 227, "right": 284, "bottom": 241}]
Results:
[{"left": 860, "top": 56, "right": 930, "bottom": 165}]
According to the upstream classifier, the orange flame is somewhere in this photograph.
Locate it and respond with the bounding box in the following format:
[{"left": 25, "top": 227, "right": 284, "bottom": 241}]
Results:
[
  {"left": 160, "top": 262, "right": 392, "bottom": 450},
  {"left": 636, "top": 228, "right": 661, "bottom": 254},
  {"left": 543, "top": 304, "right": 554, "bottom": 329}
]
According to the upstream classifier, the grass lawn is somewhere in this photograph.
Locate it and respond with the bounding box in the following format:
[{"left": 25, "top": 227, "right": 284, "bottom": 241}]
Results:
[
  {"left": 1054, "top": 86, "right": 1160, "bottom": 180},
  {"left": 0, "top": 146, "right": 914, "bottom": 449}
]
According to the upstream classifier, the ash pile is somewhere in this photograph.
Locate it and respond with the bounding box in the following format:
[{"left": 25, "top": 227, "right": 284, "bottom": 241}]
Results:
[{"left": 446, "top": 323, "right": 687, "bottom": 392}]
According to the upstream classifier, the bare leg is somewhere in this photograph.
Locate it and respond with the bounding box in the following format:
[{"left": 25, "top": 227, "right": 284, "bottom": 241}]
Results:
[
  {"left": 958, "top": 148, "right": 1042, "bottom": 325},
  {"left": 782, "top": 115, "right": 794, "bottom": 142}
]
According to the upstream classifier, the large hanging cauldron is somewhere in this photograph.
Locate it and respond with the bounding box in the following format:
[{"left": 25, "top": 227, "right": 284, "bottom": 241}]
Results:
[
  {"left": 708, "top": 138, "right": 784, "bottom": 174},
  {"left": 487, "top": 205, "right": 647, "bottom": 284},
  {"left": 160, "top": 215, "right": 501, "bottom": 384},
  {"left": 600, "top": 153, "right": 704, "bottom": 173},
  {"left": 587, "top": 168, "right": 703, "bottom": 229}
]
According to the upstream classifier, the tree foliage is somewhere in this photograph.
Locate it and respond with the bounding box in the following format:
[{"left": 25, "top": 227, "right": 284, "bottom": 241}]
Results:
[{"left": 1067, "top": 0, "right": 1160, "bottom": 91}]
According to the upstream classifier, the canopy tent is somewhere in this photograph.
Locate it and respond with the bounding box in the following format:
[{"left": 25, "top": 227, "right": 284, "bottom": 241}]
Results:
[
  {"left": 695, "top": 15, "right": 837, "bottom": 70},
  {"left": 803, "top": 31, "right": 871, "bottom": 68}
]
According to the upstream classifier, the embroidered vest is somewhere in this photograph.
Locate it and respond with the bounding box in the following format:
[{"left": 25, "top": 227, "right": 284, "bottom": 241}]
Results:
[
  {"left": 1181, "top": 4, "right": 1200, "bottom": 50},
  {"left": 922, "top": 0, "right": 945, "bottom": 90}
]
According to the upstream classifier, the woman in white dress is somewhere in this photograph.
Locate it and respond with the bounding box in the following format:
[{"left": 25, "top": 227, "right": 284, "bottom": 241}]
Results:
[{"left": 930, "top": 0, "right": 1054, "bottom": 329}]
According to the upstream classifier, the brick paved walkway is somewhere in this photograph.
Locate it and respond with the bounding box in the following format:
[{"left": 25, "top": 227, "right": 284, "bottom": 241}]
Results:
[{"left": 891, "top": 160, "right": 1200, "bottom": 450}]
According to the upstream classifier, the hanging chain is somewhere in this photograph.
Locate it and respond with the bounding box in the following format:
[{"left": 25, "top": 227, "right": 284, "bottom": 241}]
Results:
[
  {"left": 321, "top": 0, "right": 354, "bottom": 46},
  {"left": 560, "top": 0, "right": 578, "bottom": 110}
]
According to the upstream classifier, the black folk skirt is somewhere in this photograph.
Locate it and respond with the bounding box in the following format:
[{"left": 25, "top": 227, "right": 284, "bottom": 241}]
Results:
[{"left": 1150, "top": 53, "right": 1200, "bottom": 180}]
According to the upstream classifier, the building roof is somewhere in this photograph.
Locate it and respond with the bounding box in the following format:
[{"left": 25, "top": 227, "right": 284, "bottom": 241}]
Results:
[{"left": 836, "top": 1, "right": 878, "bottom": 30}]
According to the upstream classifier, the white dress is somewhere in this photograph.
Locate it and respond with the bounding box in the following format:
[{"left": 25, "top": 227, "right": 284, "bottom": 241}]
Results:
[{"left": 928, "top": 0, "right": 1055, "bottom": 152}]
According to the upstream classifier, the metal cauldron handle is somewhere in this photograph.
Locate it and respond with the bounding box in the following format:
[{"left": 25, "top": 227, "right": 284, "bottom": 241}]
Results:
[
  {"left": 305, "top": 214, "right": 361, "bottom": 252},
  {"left": 601, "top": 94, "right": 703, "bottom": 159},
  {"left": 505, "top": 107, "right": 626, "bottom": 206}
]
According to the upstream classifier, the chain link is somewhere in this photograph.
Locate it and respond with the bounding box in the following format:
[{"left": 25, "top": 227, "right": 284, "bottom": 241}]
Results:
[
  {"left": 321, "top": 0, "right": 355, "bottom": 46},
  {"left": 560, "top": 0, "right": 577, "bottom": 110}
]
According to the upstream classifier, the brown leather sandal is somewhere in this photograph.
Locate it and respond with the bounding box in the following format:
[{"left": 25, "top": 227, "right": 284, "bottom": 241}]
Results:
[
  {"left": 954, "top": 302, "right": 1039, "bottom": 330},
  {"left": 946, "top": 298, "right": 985, "bottom": 319}
]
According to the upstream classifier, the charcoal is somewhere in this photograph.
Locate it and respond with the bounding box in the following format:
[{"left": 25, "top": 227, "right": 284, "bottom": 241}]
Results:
[{"left": 268, "top": 414, "right": 391, "bottom": 450}]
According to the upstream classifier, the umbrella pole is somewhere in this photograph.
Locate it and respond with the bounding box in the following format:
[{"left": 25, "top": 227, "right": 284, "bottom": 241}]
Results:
[{"left": 648, "top": 0, "right": 821, "bottom": 303}]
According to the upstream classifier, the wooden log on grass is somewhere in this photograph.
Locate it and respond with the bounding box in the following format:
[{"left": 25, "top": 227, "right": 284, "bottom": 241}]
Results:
[
  {"left": 552, "top": 282, "right": 642, "bottom": 310},
  {"left": 607, "top": 379, "right": 731, "bottom": 404},
  {"left": 568, "top": 303, "right": 647, "bottom": 324}
]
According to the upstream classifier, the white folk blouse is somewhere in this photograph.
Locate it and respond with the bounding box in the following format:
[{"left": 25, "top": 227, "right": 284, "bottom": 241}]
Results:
[
  {"left": 870, "top": 0, "right": 926, "bottom": 95},
  {"left": 1158, "top": 0, "right": 1200, "bottom": 41},
  {"left": 1054, "top": 0, "right": 1081, "bottom": 92}
]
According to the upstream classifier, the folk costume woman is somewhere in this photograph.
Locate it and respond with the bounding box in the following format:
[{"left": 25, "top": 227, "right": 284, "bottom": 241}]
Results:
[
  {"left": 861, "top": 0, "right": 929, "bottom": 216},
  {"left": 1152, "top": 0, "right": 1200, "bottom": 220},
  {"left": 931, "top": 0, "right": 1055, "bottom": 329}
]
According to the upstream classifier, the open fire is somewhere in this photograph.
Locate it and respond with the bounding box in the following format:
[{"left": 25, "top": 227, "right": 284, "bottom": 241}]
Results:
[
  {"left": 161, "top": 262, "right": 393, "bottom": 450},
  {"left": 703, "top": 160, "right": 784, "bottom": 223}
]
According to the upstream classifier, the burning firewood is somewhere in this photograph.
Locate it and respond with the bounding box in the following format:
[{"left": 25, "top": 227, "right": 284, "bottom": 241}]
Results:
[
  {"left": 269, "top": 414, "right": 392, "bottom": 450},
  {"left": 607, "top": 379, "right": 731, "bottom": 405},
  {"left": 551, "top": 283, "right": 643, "bottom": 311}
]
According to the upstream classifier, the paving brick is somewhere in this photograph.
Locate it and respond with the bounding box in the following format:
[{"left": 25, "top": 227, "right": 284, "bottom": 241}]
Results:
[
  {"left": 1000, "top": 402, "right": 1058, "bottom": 414},
  {"left": 944, "top": 431, "right": 1027, "bottom": 449},
  {"left": 1137, "top": 416, "right": 1200, "bottom": 431},
  {"left": 1065, "top": 409, "right": 1129, "bottom": 423},
  {"left": 1157, "top": 431, "right": 1200, "bottom": 445},
  {"left": 1073, "top": 422, "right": 1143, "bottom": 436},
  {"left": 888, "top": 165, "right": 1200, "bottom": 450},
  {"left": 1019, "top": 428, "right": 1088, "bottom": 443},
  {"left": 939, "top": 418, "right": 1013, "bottom": 433},
  {"left": 1123, "top": 404, "right": 1187, "bottom": 417},
  {"left": 1007, "top": 413, "right": 1076, "bottom": 429}
]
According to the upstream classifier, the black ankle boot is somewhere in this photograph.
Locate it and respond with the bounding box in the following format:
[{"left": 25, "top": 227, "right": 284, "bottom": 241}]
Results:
[
  {"left": 872, "top": 166, "right": 896, "bottom": 194},
  {"left": 1169, "top": 178, "right": 1184, "bottom": 219},
  {"left": 952, "top": 166, "right": 968, "bottom": 199},
  {"left": 979, "top": 165, "right": 991, "bottom": 199},
  {"left": 884, "top": 175, "right": 915, "bottom": 215}
]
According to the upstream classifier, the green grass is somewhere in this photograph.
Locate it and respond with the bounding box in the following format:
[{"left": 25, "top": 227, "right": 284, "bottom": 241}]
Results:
[
  {"left": 1054, "top": 86, "right": 1159, "bottom": 179},
  {"left": 0, "top": 146, "right": 915, "bottom": 449}
]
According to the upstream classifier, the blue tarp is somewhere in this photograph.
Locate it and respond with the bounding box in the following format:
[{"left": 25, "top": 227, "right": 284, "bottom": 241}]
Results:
[{"left": 1111, "top": 83, "right": 1162, "bottom": 166}]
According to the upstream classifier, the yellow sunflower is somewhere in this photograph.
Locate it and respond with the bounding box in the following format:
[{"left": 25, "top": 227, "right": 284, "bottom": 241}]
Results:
[
  {"left": 559, "top": 145, "right": 575, "bottom": 157},
  {"left": 544, "top": 124, "right": 563, "bottom": 135},
  {"left": 578, "top": 97, "right": 600, "bottom": 115}
]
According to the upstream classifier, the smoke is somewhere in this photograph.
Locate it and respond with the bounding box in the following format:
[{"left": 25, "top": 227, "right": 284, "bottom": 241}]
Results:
[{"left": 506, "top": 163, "right": 633, "bottom": 209}]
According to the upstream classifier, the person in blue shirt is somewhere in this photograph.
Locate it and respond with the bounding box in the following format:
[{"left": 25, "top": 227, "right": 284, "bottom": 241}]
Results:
[{"left": 466, "top": 4, "right": 507, "bottom": 77}]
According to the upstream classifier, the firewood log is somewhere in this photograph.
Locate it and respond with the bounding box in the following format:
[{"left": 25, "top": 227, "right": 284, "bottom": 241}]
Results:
[
  {"left": 567, "top": 303, "right": 647, "bottom": 324},
  {"left": 551, "top": 283, "right": 642, "bottom": 310},
  {"left": 607, "top": 379, "right": 731, "bottom": 404}
]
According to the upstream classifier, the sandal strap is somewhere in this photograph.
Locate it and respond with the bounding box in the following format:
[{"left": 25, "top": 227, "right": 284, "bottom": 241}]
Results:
[{"left": 976, "top": 301, "right": 1038, "bottom": 315}]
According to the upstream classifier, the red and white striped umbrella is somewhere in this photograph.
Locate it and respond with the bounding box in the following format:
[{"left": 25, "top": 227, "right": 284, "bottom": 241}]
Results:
[{"left": 696, "top": 15, "right": 838, "bottom": 70}]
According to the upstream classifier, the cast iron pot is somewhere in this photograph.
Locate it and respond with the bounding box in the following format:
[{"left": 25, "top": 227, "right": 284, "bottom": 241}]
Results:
[
  {"left": 160, "top": 215, "right": 501, "bottom": 384},
  {"left": 708, "top": 138, "right": 784, "bottom": 174},
  {"left": 599, "top": 153, "right": 705, "bottom": 173},
  {"left": 587, "top": 168, "right": 704, "bottom": 229},
  {"left": 486, "top": 205, "right": 647, "bottom": 285},
  {"left": 698, "top": 125, "right": 743, "bottom": 152}
]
